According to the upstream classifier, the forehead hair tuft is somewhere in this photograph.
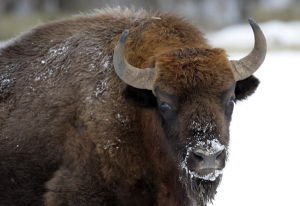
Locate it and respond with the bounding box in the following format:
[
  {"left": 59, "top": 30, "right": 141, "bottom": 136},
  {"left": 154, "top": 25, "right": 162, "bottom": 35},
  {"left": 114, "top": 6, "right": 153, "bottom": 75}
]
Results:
[{"left": 154, "top": 48, "right": 235, "bottom": 96}]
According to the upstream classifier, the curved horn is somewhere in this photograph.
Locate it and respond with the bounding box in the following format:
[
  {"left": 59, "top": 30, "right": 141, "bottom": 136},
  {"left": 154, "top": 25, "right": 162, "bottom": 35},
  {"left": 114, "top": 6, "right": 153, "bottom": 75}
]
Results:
[
  {"left": 113, "top": 29, "right": 156, "bottom": 90},
  {"left": 230, "top": 18, "right": 267, "bottom": 81}
]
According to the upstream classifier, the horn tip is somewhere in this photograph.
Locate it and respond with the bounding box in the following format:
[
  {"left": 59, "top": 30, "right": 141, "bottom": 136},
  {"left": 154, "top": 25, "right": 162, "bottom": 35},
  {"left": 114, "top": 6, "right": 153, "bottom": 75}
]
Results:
[
  {"left": 248, "top": 18, "right": 259, "bottom": 28},
  {"left": 248, "top": 18, "right": 255, "bottom": 23},
  {"left": 120, "top": 29, "right": 130, "bottom": 44}
]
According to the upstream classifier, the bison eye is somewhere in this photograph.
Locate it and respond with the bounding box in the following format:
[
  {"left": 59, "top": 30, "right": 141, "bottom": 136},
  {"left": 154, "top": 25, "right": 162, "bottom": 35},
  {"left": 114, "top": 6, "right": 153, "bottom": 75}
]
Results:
[
  {"left": 159, "top": 102, "right": 172, "bottom": 112},
  {"left": 225, "top": 98, "right": 235, "bottom": 117},
  {"left": 158, "top": 102, "right": 176, "bottom": 120}
]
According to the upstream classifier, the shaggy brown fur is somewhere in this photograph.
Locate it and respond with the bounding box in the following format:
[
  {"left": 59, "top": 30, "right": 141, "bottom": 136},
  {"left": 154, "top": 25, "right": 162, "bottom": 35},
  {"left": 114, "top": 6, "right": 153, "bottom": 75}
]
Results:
[{"left": 0, "top": 8, "right": 259, "bottom": 206}]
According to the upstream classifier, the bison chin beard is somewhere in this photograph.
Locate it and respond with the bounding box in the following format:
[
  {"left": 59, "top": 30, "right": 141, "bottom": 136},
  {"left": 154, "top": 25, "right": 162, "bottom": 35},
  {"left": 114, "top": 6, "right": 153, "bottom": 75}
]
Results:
[
  {"left": 179, "top": 170, "right": 222, "bottom": 206},
  {"left": 178, "top": 154, "right": 222, "bottom": 206}
]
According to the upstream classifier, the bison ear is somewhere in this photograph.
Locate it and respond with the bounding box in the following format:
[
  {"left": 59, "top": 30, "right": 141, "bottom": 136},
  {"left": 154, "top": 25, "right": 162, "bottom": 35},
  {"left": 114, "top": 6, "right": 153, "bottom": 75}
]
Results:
[{"left": 235, "top": 75, "right": 260, "bottom": 101}]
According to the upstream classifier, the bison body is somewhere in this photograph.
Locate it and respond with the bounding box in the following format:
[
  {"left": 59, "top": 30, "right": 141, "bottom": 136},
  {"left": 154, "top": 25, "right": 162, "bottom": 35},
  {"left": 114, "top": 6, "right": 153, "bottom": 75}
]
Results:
[{"left": 0, "top": 8, "right": 265, "bottom": 206}]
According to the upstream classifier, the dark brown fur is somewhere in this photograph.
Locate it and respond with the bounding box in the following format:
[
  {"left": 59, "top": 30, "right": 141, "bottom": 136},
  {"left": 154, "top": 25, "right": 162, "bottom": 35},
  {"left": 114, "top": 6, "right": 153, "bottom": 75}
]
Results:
[{"left": 0, "top": 8, "right": 259, "bottom": 206}]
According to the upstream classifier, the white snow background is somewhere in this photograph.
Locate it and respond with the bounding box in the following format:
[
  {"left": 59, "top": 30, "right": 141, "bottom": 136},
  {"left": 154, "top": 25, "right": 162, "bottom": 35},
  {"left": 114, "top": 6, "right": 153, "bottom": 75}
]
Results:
[
  {"left": 1, "top": 20, "right": 299, "bottom": 205},
  {"left": 207, "top": 21, "right": 300, "bottom": 206},
  {"left": 208, "top": 20, "right": 300, "bottom": 51}
]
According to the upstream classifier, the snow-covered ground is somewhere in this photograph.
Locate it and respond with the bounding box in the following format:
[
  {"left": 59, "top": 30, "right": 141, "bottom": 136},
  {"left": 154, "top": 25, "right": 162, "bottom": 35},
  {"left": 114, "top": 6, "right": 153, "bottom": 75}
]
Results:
[{"left": 208, "top": 21, "right": 300, "bottom": 206}]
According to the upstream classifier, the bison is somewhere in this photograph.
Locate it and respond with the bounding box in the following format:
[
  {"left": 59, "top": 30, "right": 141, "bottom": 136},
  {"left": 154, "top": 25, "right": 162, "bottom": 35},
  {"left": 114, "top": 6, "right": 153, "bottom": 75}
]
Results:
[{"left": 0, "top": 7, "right": 266, "bottom": 206}]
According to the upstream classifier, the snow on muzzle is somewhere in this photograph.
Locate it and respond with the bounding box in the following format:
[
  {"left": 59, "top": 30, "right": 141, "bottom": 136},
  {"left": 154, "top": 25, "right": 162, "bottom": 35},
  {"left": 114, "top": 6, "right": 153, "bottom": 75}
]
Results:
[{"left": 180, "top": 139, "right": 226, "bottom": 181}]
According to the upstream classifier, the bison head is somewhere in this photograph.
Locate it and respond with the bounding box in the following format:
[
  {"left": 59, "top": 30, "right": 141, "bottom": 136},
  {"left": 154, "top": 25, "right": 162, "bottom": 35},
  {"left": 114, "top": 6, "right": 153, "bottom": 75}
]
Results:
[{"left": 113, "top": 19, "right": 266, "bottom": 203}]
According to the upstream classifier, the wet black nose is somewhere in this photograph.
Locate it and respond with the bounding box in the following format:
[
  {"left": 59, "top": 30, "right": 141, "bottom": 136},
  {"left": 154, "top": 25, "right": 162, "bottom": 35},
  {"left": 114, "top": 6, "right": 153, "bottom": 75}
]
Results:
[{"left": 192, "top": 148, "right": 225, "bottom": 171}]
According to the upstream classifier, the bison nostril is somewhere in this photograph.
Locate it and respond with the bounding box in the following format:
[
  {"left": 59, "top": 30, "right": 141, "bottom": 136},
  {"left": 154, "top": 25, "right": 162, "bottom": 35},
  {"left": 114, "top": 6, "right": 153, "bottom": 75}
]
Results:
[
  {"left": 189, "top": 147, "right": 226, "bottom": 173},
  {"left": 192, "top": 148, "right": 225, "bottom": 164},
  {"left": 192, "top": 151, "right": 204, "bottom": 161}
]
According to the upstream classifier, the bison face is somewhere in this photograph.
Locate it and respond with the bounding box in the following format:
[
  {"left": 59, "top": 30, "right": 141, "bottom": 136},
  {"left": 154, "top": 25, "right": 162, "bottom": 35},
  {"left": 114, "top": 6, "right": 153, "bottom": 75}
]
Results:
[
  {"left": 149, "top": 48, "right": 261, "bottom": 203},
  {"left": 154, "top": 86, "right": 230, "bottom": 183},
  {"left": 152, "top": 48, "right": 235, "bottom": 184}
]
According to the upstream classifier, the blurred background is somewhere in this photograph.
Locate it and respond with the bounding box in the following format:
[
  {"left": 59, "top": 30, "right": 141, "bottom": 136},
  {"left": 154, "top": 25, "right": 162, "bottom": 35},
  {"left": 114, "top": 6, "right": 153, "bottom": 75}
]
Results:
[
  {"left": 0, "top": 0, "right": 300, "bottom": 41},
  {"left": 1, "top": 1, "right": 300, "bottom": 206}
]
